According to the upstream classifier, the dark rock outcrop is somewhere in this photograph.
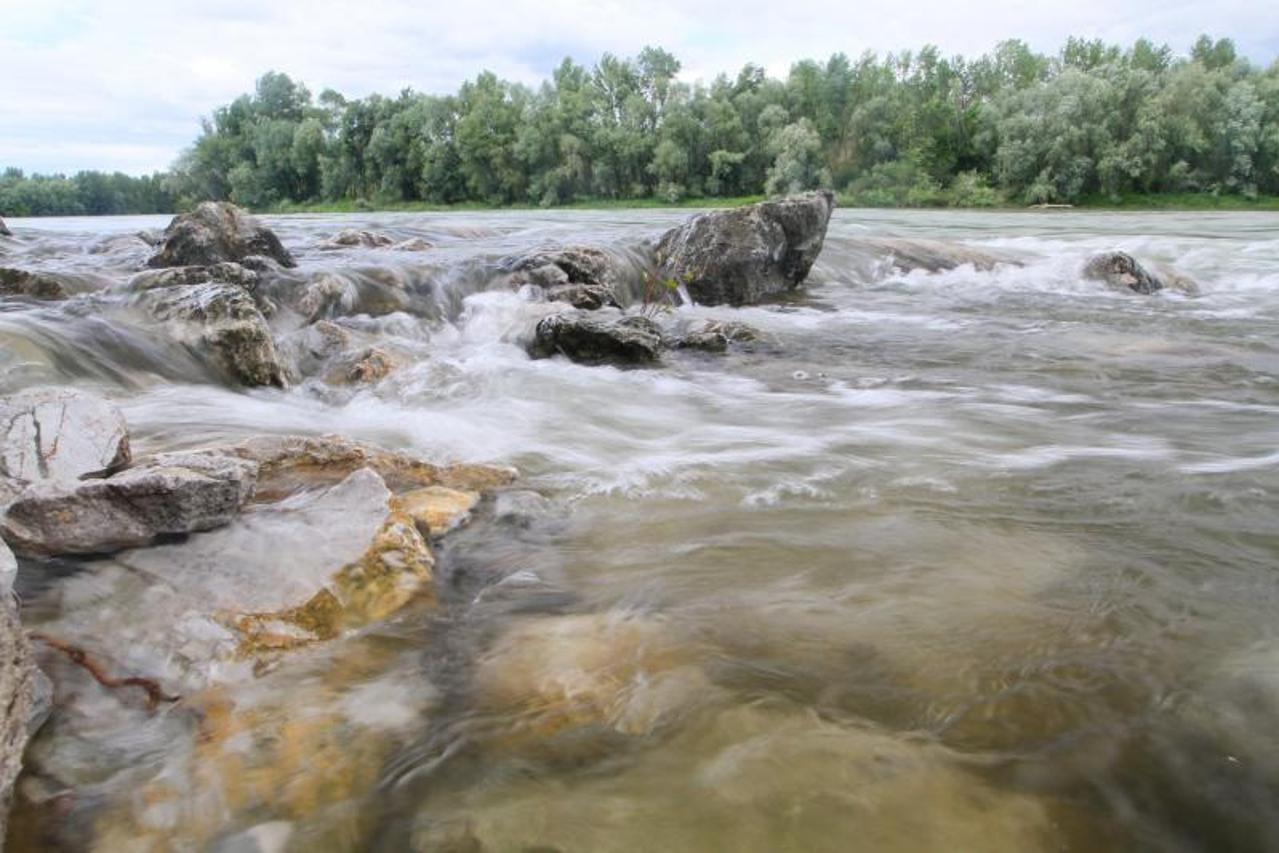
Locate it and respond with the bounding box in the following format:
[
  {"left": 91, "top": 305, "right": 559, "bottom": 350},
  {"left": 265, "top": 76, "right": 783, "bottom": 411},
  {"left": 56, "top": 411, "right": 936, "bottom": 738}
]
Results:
[
  {"left": 2, "top": 452, "right": 257, "bottom": 556},
  {"left": 140, "top": 283, "right": 286, "bottom": 387},
  {"left": 530, "top": 312, "right": 662, "bottom": 367},
  {"left": 147, "top": 202, "right": 295, "bottom": 269},
  {"left": 1082, "top": 251, "right": 1166, "bottom": 295},
  {"left": 655, "top": 191, "right": 834, "bottom": 306},
  {"left": 0, "top": 388, "right": 131, "bottom": 486}
]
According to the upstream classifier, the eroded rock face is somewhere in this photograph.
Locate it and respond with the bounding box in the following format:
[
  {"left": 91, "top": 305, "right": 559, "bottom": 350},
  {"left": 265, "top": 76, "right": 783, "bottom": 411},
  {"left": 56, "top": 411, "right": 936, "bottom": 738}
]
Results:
[
  {"left": 530, "top": 312, "right": 662, "bottom": 367},
  {"left": 147, "top": 202, "right": 295, "bottom": 269},
  {"left": 0, "top": 387, "right": 131, "bottom": 485},
  {"left": 1083, "top": 251, "right": 1166, "bottom": 295},
  {"left": 655, "top": 191, "right": 834, "bottom": 306},
  {"left": 1, "top": 452, "right": 257, "bottom": 556},
  {"left": 853, "top": 237, "right": 1016, "bottom": 274},
  {"left": 140, "top": 282, "right": 286, "bottom": 387},
  {"left": 0, "top": 598, "right": 47, "bottom": 843}
]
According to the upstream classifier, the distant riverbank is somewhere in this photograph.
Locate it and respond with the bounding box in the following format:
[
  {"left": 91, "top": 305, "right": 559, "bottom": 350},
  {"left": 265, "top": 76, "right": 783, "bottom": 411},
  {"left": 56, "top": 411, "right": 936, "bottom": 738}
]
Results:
[{"left": 259, "top": 192, "right": 1279, "bottom": 216}]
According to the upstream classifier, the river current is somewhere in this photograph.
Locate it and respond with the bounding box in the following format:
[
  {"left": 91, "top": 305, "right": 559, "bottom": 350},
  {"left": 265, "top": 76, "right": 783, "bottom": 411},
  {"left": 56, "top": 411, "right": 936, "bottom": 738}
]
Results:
[{"left": 2, "top": 208, "right": 1278, "bottom": 851}]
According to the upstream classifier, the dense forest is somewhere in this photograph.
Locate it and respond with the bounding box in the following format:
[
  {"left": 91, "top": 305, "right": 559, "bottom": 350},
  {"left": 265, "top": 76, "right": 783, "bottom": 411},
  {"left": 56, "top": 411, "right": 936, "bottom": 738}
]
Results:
[{"left": 2, "top": 35, "right": 1276, "bottom": 216}]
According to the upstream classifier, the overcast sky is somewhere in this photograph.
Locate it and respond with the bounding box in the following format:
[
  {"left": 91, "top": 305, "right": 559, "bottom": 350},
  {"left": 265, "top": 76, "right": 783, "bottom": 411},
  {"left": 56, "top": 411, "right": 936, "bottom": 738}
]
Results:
[{"left": 2, "top": 0, "right": 1275, "bottom": 176}]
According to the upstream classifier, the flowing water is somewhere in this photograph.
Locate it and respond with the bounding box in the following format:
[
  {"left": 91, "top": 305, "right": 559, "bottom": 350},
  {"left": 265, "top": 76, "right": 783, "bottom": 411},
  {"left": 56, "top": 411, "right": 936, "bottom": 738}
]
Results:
[{"left": 3, "top": 208, "right": 1279, "bottom": 851}]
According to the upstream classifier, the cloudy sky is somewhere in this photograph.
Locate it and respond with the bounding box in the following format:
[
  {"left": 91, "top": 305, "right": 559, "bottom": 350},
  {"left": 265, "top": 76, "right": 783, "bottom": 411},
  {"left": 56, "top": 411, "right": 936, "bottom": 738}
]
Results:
[{"left": 2, "top": 0, "right": 1275, "bottom": 175}]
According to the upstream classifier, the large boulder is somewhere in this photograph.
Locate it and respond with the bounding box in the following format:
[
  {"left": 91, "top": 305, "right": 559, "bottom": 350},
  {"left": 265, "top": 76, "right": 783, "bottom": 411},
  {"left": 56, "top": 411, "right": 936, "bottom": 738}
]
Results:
[
  {"left": 0, "top": 388, "right": 131, "bottom": 486},
  {"left": 2, "top": 452, "right": 257, "bottom": 556},
  {"left": 147, "top": 202, "right": 295, "bottom": 269},
  {"left": 530, "top": 312, "right": 662, "bottom": 367},
  {"left": 140, "top": 283, "right": 286, "bottom": 387},
  {"left": 1082, "top": 251, "right": 1199, "bottom": 295},
  {"left": 0, "top": 595, "right": 47, "bottom": 842},
  {"left": 654, "top": 191, "right": 834, "bottom": 306}
]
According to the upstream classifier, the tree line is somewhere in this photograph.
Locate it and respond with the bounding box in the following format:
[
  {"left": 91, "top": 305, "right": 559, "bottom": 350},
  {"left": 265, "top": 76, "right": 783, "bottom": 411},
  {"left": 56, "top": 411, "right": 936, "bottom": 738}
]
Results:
[{"left": 2, "top": 35, "right": 1276, "bottom": 216}]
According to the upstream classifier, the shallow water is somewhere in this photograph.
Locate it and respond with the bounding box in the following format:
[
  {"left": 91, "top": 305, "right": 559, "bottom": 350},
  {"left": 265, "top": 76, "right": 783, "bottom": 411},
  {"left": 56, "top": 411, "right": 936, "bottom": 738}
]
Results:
[{"left": 3, "top": 208, "right": 1279, "bottom": 851}]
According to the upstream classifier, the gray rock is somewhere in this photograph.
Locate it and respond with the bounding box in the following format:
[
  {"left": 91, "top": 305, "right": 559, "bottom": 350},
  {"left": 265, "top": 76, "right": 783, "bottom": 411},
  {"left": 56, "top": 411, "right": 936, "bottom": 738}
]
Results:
[
  {"left": 140, "top": 283, "right": 286, "bottom": 387},
  {"left": 147, "top": 202, "right": 295, "bottom": 269},
  {"left": 0, "top": 217, "right": 10, "bottom": 237},
  {"left": 530, "top": 312, "right": 662, "bottom": 367},
  {"left": 852, "top": 237, "right": 1016, "bottom": 274},
  {"left": 2, "top": 451, "right": 258, "bottom": 556},
  {"left": 655, "top": 191, "right": 834, "bottom": 306},
  {"left": 126, "top": 262, "right": 259, "bottom": 293},
  {"left": 0, "top": 596, "right": 46, "bottom": 842},
  {"left": 509, "top": 247, "right": 630, "bottom": 308},
  {"left": 0, "top": 538, "right": 15, "bottom": 593},
  {"left": 1082, "top": 251, "right": 1170, "bottom": 295},
  {"left": 0, "top": 388, "right": 131, "bottom": 484}
]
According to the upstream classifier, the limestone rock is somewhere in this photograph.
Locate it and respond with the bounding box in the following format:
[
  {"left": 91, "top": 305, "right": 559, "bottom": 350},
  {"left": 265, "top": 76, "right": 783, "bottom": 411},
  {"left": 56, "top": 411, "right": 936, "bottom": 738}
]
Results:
[
  {"left": 1, "top": 452, "right": 257, "bottom": 556},
  {"left": 530, "top": 312, "right": 662, "bottom": 367},
  {"left": 395, "top": 485, "right": 480, "bottom": 536},
  {"left": 140, "top": 282, "right": 286, "bottom": 387},
  {"left": 147, "top": 202, "right": 295, "bottom": 269},
  {"left": 655, "top": 191, "right": 834, "bottom": 306},
  {"left": 126, "top": 262, "right": 259, "bottom": 293},
  {"left": 0, "top": 387, "right": 131, "bottom": 484},
  {"left": 210, "top": 434, "right": 516, "bottom": 501}
]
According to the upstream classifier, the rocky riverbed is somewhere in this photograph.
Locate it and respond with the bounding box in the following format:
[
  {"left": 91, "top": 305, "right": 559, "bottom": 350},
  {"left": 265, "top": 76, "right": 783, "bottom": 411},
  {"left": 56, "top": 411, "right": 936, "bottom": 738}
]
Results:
[{"left": 0, "top": 200, "right": 1277, "bottom": 851}]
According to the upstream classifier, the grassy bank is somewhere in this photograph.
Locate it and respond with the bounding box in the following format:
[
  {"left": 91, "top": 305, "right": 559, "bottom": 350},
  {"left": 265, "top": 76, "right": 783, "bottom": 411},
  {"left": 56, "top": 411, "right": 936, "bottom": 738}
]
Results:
[{"left": 260, "top": 192, "right": 1279, "bottom": 216}]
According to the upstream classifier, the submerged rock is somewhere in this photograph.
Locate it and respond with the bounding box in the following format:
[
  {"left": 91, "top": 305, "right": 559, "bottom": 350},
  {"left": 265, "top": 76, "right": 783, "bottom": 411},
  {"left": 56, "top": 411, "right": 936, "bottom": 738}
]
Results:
[
  {"left": 1082, "top": 251, "right": 1198, "bottom": 295},
  {"left": 318, "top": 229, "right": 395, "bottom": 250},
  {"left": 530, "top": 312, "right": 662, "bottom": 366},
  {"left": 2, "top": 452, "right": 257, "bottom": 556},
  {"left": 0, "top": 268, "right": 72, "bottom": 301},
  {"left": 395, "top": 485, "right": 480, "bottom": 536},
  {"left": 673, "top": 319, "right": 765, "bottom": 353},
  {"left": 393, "top": 237, "right": 434, "bottom": 252},
  {"left": 0, "top": 387, "right": 131, "bottom": 485},
  {"left": 655, "top": 191, "right": 834, "bottom": 306},
  {"left": 509, "top": 247, "right": 631, "bottom": 309},
  {"left": 140, "top": 282, "right": 287, "bottom": 387},
  {"left": 147, "top": 202, "right": 295, "bottom": 269},
  {"left": 853, "top": 237, "right": 1016, "bottom": 274},
  {"left": 0, "top": 596, "right": 47, "bottom": 843},
  {"left": 473, "top": 612, "right": 711, "bottom": 746}
]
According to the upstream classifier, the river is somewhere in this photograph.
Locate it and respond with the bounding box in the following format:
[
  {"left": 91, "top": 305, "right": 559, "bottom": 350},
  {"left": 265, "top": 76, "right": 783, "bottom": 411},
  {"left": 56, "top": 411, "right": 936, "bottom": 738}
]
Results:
[{"left": 2, "top": 207, "right": 1278, "bottom": 851}]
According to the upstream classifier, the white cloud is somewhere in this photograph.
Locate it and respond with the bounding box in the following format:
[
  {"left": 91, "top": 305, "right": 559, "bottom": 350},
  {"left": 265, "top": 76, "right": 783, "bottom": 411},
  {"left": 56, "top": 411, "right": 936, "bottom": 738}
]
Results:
[{"left": 0, "top": 0, "right": 1273, "bottom": 174}]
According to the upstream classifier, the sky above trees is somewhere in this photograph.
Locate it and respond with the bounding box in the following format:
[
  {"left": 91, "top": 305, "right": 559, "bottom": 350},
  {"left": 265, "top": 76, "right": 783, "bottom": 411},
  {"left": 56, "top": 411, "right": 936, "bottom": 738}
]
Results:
[{"left": 1, "top": 0, "right": 1276, "bottom": 175}]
